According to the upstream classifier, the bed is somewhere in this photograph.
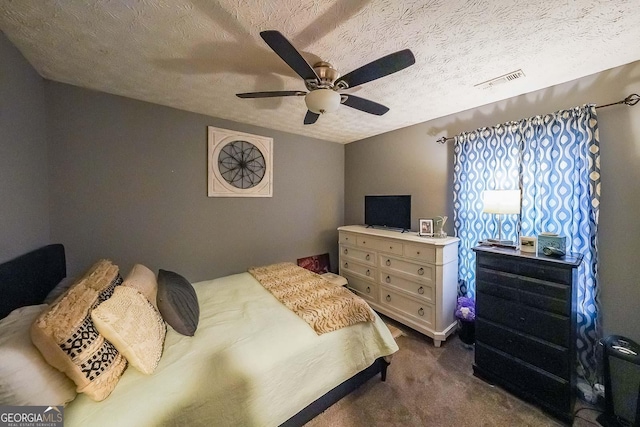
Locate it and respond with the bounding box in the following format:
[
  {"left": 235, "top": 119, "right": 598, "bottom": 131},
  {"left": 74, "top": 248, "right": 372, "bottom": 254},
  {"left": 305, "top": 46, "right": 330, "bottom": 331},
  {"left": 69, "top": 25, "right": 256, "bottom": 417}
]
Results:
[{"left": 0, "top": 244, "right": 399, "bottom": 426}]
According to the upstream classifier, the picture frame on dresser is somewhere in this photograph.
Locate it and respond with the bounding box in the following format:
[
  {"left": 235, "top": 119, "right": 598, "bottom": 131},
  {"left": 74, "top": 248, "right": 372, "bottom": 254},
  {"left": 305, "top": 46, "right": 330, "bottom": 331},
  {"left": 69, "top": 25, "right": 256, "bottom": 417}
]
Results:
[
  {"left": 418, "top": 219, "right": 433, "bottom": 237},
  {"left": 519, "top": 236, "right": 536, "bottom": 253}
]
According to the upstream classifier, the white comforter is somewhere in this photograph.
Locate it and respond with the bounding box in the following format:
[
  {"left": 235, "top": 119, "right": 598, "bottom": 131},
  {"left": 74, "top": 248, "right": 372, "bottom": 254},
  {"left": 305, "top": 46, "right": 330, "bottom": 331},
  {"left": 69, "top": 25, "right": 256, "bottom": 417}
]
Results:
[{"left": 64, "top": 272, "right": 398, "bottom": 426}]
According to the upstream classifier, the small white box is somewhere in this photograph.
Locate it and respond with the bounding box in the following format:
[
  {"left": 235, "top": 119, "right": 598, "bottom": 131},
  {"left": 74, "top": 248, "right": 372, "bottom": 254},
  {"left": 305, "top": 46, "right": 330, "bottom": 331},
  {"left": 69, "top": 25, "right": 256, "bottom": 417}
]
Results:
[{"left": 321, "top": 272, "right": 348, "bottom": 287}]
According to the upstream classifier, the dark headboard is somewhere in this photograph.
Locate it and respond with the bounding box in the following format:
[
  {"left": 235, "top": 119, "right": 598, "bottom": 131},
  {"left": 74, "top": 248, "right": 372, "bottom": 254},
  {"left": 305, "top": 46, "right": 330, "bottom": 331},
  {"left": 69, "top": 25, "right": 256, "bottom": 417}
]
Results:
[{"left": 0, "top": 244, "right": 66, "bottom": 319}]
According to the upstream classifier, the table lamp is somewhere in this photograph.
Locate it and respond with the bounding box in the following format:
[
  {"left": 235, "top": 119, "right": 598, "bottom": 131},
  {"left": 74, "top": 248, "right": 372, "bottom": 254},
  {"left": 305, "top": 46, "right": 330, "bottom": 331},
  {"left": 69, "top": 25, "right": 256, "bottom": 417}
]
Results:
[{"left": 483, "top": 190, "right": 520, "bottom": 245}]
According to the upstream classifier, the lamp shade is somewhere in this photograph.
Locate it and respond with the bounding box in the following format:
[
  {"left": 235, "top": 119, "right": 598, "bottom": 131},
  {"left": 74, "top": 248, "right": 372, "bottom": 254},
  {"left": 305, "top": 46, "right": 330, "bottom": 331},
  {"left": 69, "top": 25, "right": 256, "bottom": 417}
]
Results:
[
  {"left": 483, "top": 190, "right": 521, "bottom": 214},
  {"left": 305, "top": 89, "right": 341, "bottom": 114}
]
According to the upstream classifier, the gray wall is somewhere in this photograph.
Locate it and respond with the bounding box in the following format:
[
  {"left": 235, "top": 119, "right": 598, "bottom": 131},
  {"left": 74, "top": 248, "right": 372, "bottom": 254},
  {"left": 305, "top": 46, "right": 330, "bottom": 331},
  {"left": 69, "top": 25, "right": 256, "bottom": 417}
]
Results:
[
  {"left": 0, "top": 32, "right": 50, "bottom": 262},
  {"left": 345, "top": 125, "right": 453, "bottom": 233},
  {"left": 345, "top": 60, "right": 640, "bottom": 342},
  {"left": 45, "top": 82, "right": 344, "bottom": 282}
]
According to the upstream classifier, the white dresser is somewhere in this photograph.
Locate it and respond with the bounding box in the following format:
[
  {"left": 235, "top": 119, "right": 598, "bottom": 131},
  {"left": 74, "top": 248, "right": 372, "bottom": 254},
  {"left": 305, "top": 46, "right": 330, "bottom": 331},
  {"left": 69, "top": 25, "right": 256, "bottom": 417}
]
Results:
[{"left": 338, "top": 225, "right": 459, "bottom": 347}]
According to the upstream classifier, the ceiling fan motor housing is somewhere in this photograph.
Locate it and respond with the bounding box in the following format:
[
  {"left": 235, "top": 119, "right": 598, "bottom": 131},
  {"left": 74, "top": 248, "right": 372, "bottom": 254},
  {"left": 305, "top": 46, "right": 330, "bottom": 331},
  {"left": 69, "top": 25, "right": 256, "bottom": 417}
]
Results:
[{"left": 308, "top": 62, "right": 340, "bottom": 90}]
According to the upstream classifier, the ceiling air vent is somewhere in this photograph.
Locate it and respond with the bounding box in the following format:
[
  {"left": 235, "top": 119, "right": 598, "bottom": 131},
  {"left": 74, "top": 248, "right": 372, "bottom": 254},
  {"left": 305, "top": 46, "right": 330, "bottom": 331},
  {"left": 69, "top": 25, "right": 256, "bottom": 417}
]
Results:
[{"left": 474, "top": 69, "right": 525, "bottom": 89}]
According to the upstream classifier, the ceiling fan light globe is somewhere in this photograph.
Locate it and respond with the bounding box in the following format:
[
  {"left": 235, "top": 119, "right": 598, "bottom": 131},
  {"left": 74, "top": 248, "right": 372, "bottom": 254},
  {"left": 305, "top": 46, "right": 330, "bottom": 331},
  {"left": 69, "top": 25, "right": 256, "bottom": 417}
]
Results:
[{"left": 305, "top": 89, "right": 341, "bottom": 114}]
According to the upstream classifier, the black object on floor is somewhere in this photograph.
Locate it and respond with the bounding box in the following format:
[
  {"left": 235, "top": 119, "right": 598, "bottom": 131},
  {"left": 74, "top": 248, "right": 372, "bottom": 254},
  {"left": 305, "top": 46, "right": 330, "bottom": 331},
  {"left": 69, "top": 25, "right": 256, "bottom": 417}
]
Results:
[
  {"left": 458, "top": 320, "right": 475, "bottom": 346},
  {"left": 597, "top": 335, "right": 640, "bottom": 427}
]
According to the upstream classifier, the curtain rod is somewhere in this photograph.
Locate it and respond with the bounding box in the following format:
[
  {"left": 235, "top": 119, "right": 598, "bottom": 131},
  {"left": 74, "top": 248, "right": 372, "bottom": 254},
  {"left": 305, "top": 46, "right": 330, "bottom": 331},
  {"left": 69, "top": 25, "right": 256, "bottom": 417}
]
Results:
[{"left": 435, "top": 93, "right": 640, "bottom": 144}]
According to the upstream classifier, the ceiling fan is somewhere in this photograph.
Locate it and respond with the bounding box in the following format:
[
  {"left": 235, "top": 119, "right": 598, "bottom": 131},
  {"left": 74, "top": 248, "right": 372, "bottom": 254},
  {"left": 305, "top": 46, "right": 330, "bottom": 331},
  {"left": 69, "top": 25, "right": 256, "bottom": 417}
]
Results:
[{"left": 236, "top": 30, "right": 415, "bottom": 125}]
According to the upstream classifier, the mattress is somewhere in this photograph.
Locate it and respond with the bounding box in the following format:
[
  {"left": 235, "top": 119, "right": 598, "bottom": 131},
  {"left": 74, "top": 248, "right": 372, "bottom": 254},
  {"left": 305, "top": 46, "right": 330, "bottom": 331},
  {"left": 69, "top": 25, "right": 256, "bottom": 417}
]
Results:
[{"left": 64, "top": 272, "right": 399, "bottom": 426}]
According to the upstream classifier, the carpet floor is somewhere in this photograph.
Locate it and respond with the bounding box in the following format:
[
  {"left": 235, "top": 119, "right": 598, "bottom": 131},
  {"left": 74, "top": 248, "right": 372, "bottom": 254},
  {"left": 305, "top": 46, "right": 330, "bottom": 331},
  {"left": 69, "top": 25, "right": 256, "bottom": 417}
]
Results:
[{"left": 305, "top": 318, "right": 601, "bottom": 427}]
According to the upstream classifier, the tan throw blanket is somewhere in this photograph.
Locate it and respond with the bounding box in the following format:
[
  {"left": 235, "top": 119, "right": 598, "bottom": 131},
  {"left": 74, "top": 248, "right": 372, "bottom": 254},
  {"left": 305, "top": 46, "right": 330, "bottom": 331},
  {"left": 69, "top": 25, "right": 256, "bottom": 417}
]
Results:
[{"left": 248, "top": 263, "right": 374, "bottom": 335}]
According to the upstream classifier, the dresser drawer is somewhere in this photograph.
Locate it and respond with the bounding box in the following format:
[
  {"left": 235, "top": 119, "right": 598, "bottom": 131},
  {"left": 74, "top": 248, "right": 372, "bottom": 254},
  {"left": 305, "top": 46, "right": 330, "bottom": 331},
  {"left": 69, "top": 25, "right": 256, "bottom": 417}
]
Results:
[
  {"left": 519, "top": 289, "right": 569, "bottom": 316},
  {"left": 340, "top": 260, "right": 375, "bottom": 281},
  {"left": 380, "top": 271, "right": 434, "bottom": 303},
  {"left": 477, "top": 318, "right": 570, "bottom": 379},
  {"left": 517, "top": 276, "right": 571, "bottom": 301},
  {"left": 476, "top": 279, "right": 519, "bottom": 302},
  {"left": 476, "top": 268, "right": 520, "bottom": 302},
  {"left": 477, "top": 253, "right": 573, "bottom": 285},
  {"left": 475, "top": 343, "right": 571, "bottom": 413},
  {"left": 339, "top": 232, "right": 357, "bottom": 246},
  {"left": 343, "top": 274, "right": 377, "bottom": 303},
  {"left": 379, "top": 255, "right": 434, "bottom": 281},
  {"left": 518, "top": 261, "right": 572, "bottom": 285},
  {"left": 477, "top": 267, "right": 519, "bottom": 289},
  {"left": 403, "top": 243, "right": 436, "bottom": 263},
  {"left": 477, "top": 292, "right": 570, "bottom": 347},
  {"left": 478, "top": 267, "right": 570, "bottom": 315},
  {"left": 340, "top": 245, "right": 376, "bottom": 266},
  {"left": 477, "top": 254, "right": 520, "bottom": 275},
  {"left": 357, "top": 236, "right": 403, "bottom": 255},
  {"left": 380, "top": 287, "right": 434, "bottom": 328}
]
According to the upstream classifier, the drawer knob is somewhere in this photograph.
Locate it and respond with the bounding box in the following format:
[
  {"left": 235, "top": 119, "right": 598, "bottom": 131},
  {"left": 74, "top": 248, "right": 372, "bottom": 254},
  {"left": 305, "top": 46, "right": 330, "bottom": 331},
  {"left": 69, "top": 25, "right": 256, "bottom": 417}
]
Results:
[
  {"left": 386, "top": 259, "right": 391, "bottom": 266},
  {"left": 519, "top": 317, "right": 525, "bottom": 322},
  {"left": 344, "top": 262, "right": 348, "bottom": 269},
  {"left": 389, "top": 246, "right": 393, "bottom": 250},
  {"left": 418, "top": 286, "right": 424, "bottom": 295},
  {"left": 344, "top": 248, "right": 348, "bottom": 255},
  {"left": 366, "top": 286, "right": 371, "bottom": 294},
  {"left": 386, "top": 295, "right": 391, "bottom": 302},
  {"left": 386, "top": 276, "right": 391, "bottom": 283},
  {"left": 366, "top": 254, "right": 370, "bottom": 261},
  {"left": 418, "top": 308, "right": 424, "bottom": 316},
  {"left": 362, "top": 240, "right": 366, "bottom": 244},
  {"left": 366, "top": 269, "right": 371, "bottom": 276},
  {"left": 417, "top": 251, "right": 420, "bottom": 255},
  {"left": 418, "top": 268, "right": 424, "bottom": 276}
]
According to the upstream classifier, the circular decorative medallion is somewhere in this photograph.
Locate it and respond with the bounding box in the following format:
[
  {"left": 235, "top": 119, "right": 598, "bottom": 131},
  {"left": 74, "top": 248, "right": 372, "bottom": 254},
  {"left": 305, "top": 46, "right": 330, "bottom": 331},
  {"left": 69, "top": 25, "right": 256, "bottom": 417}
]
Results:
[{"left": 217, "top": 140, "right": 266, "bottom": 189}]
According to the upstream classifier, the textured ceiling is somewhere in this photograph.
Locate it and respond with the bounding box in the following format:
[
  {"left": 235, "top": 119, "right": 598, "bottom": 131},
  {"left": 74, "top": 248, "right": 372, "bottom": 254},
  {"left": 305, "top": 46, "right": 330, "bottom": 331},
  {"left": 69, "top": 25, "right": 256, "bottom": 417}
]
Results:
[{"left": 1, "top": 0, "right": 640, "bottom": 144}]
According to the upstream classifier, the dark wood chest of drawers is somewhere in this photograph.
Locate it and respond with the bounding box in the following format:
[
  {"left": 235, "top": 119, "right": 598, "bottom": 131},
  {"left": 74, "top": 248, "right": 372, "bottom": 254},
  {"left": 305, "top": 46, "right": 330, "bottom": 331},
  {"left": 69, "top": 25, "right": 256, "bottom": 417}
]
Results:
[{"left": 472, "top": 246, "right": 582, "bottom": 423}]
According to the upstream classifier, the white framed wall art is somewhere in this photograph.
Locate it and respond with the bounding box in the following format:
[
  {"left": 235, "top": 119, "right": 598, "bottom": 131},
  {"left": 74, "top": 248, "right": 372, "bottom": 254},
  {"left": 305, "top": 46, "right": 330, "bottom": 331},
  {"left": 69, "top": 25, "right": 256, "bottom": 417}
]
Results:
[{"left": 207, "top": 126, "right": 273, "bottom": 197}]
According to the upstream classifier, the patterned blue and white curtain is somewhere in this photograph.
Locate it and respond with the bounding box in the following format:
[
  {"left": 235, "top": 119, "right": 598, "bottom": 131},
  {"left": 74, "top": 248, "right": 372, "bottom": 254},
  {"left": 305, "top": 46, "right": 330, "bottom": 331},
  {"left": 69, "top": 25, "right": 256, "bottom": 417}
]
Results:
[{"left": 453, "top": 105, "right": 601, "bottom": 382}]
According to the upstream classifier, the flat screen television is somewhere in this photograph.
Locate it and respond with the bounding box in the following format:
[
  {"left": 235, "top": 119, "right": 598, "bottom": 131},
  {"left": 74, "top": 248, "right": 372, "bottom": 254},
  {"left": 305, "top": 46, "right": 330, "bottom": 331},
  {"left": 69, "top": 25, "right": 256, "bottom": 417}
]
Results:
[{"left": 364, "top": 195, "right": 411, "bottom": 231}]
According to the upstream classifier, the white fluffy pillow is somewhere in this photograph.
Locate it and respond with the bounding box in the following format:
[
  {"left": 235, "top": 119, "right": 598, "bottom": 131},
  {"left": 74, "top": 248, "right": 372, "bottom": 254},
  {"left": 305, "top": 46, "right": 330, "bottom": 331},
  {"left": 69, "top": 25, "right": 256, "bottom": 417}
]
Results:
[
  {"left": 123, "top": 264, "right": 158, "bottom": 309},
  {"left": 0, "top": 305, "right": 77, "bottom": 406},
  {"left": 43, "top": 276, "right": 77, "bottom": 305},
  {"left": 91, "top": 286, "right": 166, "bottom": 375}
]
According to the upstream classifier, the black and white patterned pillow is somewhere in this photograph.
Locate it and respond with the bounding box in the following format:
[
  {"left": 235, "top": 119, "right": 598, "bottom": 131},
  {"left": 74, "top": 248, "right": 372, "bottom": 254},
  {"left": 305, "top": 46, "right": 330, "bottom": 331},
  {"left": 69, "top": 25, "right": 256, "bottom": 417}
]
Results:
[{"left": 30, "top": 260, "right": 128, "bottom": 401}]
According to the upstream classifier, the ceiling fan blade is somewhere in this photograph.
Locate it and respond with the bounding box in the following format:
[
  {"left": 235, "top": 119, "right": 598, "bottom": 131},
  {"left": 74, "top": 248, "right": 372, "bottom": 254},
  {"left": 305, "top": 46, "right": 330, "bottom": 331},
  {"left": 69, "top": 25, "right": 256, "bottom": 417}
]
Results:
[
  {"left": 304, "top": 110, "right": 320, "bottom": 125},
  {"left": 336, "top": 49, "right": 415, "bottom": 88},
  {"left": 236, "top": 91, "right": 306, "bottom": 98},
  {"left": 341, "top": 95, "right": 389, "bottom": 115},
  {"left": 260, "top": 30, "right": 319, "bottom": 82}
]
